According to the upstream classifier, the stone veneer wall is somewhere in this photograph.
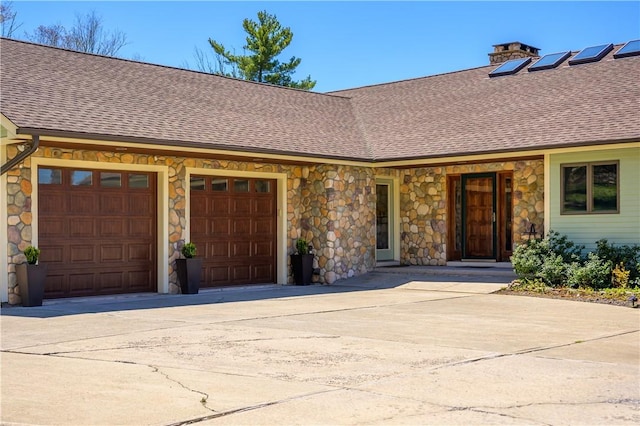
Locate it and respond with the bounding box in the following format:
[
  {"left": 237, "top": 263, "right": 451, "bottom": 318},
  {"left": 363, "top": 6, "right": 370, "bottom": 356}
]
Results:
[
  {"left": 4, "top": 145, "right": 376, "bottom": 304},
  {"left": 379, "top": 159, "right": 544, "bottom": 266},
  {"left": 294, "top": 164, "right": 376, "bottom": 284}
]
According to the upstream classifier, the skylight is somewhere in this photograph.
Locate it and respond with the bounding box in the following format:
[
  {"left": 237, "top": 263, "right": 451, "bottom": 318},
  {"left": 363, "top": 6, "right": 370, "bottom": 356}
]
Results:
[
  {"left": 614, "top": 40, "right": 640, "bottom": 59},
  {"left": 528, "top": 51, "right": 571, "bottom": 72},
  {"left": 568, "top": 43, "right": 614, "bottom": 65},
  {"left": 488, "top": 57, "right": 532, "bottom": 78}
]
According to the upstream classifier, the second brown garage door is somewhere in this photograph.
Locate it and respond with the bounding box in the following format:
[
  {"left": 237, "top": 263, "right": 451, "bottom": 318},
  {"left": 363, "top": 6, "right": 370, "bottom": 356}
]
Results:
[{"left": 190, "top": 175, "right": 276, "bottom": 287}]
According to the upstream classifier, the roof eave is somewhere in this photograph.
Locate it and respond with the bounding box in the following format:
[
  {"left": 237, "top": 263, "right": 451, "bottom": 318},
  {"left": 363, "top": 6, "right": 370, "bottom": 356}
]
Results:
[{"left": 14, "top": 127, "right": 377, "bottom": 164}]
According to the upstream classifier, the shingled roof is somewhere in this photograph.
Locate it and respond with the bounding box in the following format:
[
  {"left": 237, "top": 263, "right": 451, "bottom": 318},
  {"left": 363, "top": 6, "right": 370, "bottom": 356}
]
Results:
[
  {"left": 0, "top": 38, "right": 368, "bottom": 161},
  {"left": 331, "top": 44, "right": 640, "bottom": 161},
  {"left": 1, "top": 38, "right": 639, "bottom": 162}
]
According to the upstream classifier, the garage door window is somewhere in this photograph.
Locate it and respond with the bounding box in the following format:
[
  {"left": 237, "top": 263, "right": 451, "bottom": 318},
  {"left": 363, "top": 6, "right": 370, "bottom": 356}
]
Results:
[
  {"left": 212, "top": 178, "right": 228, "bottom": 191},
  {"left": 190, "top": 177, "right": 205, "bottom": 190},
  {"left": 72, "top": 170, "right": 92, "bottom": 186},
  {"left": 100, "top": 172, "right": 122, "bottom": 188},
  {"left": 39, "top": 168, "right": 62, "bottom": 184},
  {"left": 234, "top": 179, "right": 249, "bottom": 192},
  {"left": 129, "top": 174, "right": 149, "bottom": 188},
  {"left": 255, "top": 180, "right": 271, "bottom": 193}
]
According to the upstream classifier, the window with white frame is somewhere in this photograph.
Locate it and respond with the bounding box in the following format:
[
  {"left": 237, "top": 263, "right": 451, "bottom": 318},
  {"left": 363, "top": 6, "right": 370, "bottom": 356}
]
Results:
[{"left": 561, "top": 161, "right": 619, "bottom": 214}]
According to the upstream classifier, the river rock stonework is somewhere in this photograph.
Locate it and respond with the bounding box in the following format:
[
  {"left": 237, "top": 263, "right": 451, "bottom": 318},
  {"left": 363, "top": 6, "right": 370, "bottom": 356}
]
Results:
[
  {"left": 4, "top": 145, "right": 377, "bottom": 303},
  {"left": 294, "top": 165, "right": 376, "bottom": 284},
  {"left": 380, "top": 159, "right": 544, "bottom": 266}
]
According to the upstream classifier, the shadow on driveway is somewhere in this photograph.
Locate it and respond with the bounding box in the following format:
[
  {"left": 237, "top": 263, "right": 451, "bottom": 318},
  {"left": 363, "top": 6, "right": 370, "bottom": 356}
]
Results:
[{"left": 1, "top": 268, "right": 512, "bottom": 319}]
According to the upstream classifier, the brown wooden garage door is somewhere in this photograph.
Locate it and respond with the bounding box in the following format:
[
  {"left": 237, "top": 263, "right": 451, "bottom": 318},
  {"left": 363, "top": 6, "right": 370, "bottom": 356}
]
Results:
[
  {"left": 190, "top": 176, "right": 276, "bottom": 287},
  {"left": 38, "top": 167, "right": 157, "bottom": 298}
]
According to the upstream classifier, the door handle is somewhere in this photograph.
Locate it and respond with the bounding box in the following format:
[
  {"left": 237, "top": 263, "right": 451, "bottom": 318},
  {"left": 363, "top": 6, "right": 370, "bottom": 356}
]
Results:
[{"left": 492, "top": 212, "right": 496, "bottom": 223}]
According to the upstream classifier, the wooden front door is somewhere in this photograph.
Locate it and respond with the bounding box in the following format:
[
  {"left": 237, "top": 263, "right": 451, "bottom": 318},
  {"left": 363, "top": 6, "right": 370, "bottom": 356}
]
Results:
[
  {"left": 462, "top": 173, "right": 496, "bottom": 259},
  {"left": 448, "top": 172, "right": 513, "bottom": 262}
]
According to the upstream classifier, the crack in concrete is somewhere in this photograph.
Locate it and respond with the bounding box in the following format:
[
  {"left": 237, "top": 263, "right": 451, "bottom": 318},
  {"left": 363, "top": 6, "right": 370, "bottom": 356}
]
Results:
[
  {"left": 150, "top": 365, "right": 217, "bottom": 413},
  {"left": 1, "top": 322, "right": 196, "bottom": 352},
  {"left": 428, "top": 329, "right": 640, "bottom": 372},
  {"left": 164, "top": 389, "right": 338, "bottom": 425},
  {"left": 448, "top": 405, "right": 552, "bottom": 425}
]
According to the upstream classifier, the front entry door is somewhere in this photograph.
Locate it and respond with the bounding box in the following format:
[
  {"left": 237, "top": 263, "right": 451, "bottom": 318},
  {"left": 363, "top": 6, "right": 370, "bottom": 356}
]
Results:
[
  {"left": 376, "top": 179, "right": 395, "bottom": 261},
  {"left": 462, "top": 173, "right": 496, "bottom": 259}
]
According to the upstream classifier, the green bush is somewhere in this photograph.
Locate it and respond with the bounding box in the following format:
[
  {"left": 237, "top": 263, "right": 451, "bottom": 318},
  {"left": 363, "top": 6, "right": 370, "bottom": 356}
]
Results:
[
  {"left": 181, "top": 242, "right": 197, "bottom": 258},
  {"left": 595, "top": 239, "right": 640, "bottom": 281},
  {"left": 566, "top": 253, "right": 612, "bottom": 289},
  {"left": 538, "top": 254, "right": 569, "bottom": 287},
  {"left": 511, "top": 232, "right": 639, "bottom": 290},
  {"left": 296, "top": 238, "right": 310, "bottom": 255},
  {"left": 547, "top": 231, "right": 584, "bottom": 263},
  {"left": 24, "top": 246, "right": 40, "bottom": 265},
  {"left": 511, "top": 231, "right": 581, "bottom": 286}
]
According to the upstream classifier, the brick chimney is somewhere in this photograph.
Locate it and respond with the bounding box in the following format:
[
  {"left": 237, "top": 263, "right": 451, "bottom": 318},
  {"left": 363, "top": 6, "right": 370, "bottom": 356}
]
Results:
[{"left": 489, "top": 42, "right": 540, "bottom": 64}]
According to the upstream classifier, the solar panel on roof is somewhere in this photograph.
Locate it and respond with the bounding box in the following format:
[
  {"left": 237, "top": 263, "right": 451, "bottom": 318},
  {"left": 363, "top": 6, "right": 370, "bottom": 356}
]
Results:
[
  {"left": 614, "top": 40, "right": 640, "bottom": 59},
  {"left": 488, "top": 57, "right": 532, "bottom": 78},
  {"left": 568, "top": 43, "right": 614, "bottom": 65},
  {"left": 528, "top": 51, "right": 571, "bottom": 72}
]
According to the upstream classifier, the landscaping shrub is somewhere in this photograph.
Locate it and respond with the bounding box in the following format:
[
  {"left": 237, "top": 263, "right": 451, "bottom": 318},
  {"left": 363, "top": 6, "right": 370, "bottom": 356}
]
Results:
[
  {"left": 611, "top": 263, "right": 630, "bottom": 288},
  {"left": 595, "top": 239, "right": 640, "bottom": 281},
  {"left": 511, "top": 231, "right": 639, "bottom": 290},
  {"left": 566, "top": 253, "right": 612, "bottom": 289},
  {"left": 511, "top": 231, "right": 581, "bottom": 286}
]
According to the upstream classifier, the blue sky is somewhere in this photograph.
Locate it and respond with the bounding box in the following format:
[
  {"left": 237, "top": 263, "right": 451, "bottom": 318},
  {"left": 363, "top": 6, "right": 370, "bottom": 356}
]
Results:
[{"left": 7, "top": 1, "right": 640, "bottom": 92}]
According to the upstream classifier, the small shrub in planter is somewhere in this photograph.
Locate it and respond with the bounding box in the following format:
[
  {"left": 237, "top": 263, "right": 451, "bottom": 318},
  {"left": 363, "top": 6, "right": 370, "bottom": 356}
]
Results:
[
  {"left": 176, "top": 242, "right": 202, "bottom": 294},
  {"left": 182, "top": 242, "right": 197, "bottom": 258},
  {"left": 291, "top": 238, "right": 313, "bottom": 285},
  {"left": 16, "top": 245, "right": 47, "bottom": 307},
  {"left": 24, "top": 246, "right": 41, "bottom": 265}
]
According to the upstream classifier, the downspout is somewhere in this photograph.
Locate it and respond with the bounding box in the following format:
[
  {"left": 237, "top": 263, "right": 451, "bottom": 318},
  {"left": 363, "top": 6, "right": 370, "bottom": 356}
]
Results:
[{"left": 1, "top": 135, "right": 39, "bottom": 175}]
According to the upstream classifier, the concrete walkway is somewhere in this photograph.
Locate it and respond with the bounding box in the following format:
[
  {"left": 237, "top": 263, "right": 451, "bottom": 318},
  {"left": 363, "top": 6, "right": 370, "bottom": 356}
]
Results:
[{"left": 1, "top": 270, "right": 638, "bottom": 425}]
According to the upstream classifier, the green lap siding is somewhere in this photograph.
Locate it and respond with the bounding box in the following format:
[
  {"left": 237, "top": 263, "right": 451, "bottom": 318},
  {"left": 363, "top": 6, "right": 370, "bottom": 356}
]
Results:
[{"left": 548, "top": 146, "right": 640, "bottom": 251}]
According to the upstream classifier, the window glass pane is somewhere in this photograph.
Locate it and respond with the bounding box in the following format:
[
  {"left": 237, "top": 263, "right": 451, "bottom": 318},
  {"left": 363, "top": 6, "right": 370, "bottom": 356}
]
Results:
[
  {"left": 504, "top": 177, "right": 513, "bottom": 252},
  {"left": 38, "top": 168, "right": 61, "bottom": 184},
  {"left": 71, "top": 170, "right": 92, "bottom": 186},
  {"left": 454, "top": 179, "right": 462, "bottom": 252},
  {"left": 255, "top": 180, "right": 271, "bottom": 193},
  {"left": 211, "top": 178, "right": 228, "bottom": 191},
  {"left": 100, "top": 172, "right": 121, "bottom": 188},
  {"left": 593, "top": 164, "right": 618, "bottom": 211},
  {"left": 190, "top": 177, "right": 205, "bottom": 190},
  {"left": 376, "top": 184, "right": 389, "bottom": 250},
  {"left": 129, "top": 174, "right": 149, "bottom": 188},
  {"left": 563, "top": 166, "right": 587, "bottom": 212},
  {"left": 234, "top": 179, "right": 249, "bottom": 192}
]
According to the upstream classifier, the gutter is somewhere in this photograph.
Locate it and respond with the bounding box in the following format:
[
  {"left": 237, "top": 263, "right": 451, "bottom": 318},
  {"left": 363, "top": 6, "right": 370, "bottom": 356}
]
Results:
[{"left": 1, "top": 134, "right": 40, "bottom": 175}]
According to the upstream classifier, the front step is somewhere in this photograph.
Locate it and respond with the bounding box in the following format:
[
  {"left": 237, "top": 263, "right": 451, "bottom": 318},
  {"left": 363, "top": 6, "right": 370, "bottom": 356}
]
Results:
[{"left": 375, "top": 263, "right": 516, "bottom": 278}]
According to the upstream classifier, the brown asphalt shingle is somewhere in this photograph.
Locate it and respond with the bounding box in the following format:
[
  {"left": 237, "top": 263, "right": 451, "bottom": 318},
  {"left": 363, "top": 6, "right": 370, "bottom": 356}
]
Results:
[
  {"left": 0, "top": 38, "right": 368, "bottom": 160},
  {"left": 331, "top": 46, "right": 640, "bottom": 160},
  {"left": 1, "top": 38, "right": 639, "bottom": 162}
]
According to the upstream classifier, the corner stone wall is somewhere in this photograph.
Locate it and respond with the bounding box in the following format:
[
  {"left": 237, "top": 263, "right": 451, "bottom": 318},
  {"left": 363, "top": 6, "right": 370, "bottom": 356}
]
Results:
[
  {"left": 4, "top": 145, "right": 376, "bottom": 303},
  {"left": 295, "top": 165, "right": 377, "bottom": 283},
  {"left": 386, "top": 159, "right": 544, "bottom": 266}
]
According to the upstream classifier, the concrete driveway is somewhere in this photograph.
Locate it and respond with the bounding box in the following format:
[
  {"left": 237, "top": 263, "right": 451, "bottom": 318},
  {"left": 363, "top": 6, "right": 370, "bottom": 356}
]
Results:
[{"left": 1, "top": 270, "right": 639, "bottom": 425}]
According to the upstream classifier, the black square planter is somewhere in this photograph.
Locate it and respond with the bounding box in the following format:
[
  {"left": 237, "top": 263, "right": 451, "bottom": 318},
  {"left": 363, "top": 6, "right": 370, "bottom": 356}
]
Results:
[
  {"left": 291, "top": 254, "right": 314, "bottom": 285},
  {"left": 16, "top": 263, "right": 47, "bottom": 307},
  {"left": 176, "top": 258, "right": 203, "bottom": 294}
]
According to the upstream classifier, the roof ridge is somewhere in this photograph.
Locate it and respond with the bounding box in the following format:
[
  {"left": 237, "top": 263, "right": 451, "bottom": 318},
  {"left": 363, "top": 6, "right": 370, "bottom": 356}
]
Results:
[
  {"left": 327, "top": 65, "right": 492, "bottom": 94},
  {"left": 0, "top": 37, "right": 350, "bottom": 99}
]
